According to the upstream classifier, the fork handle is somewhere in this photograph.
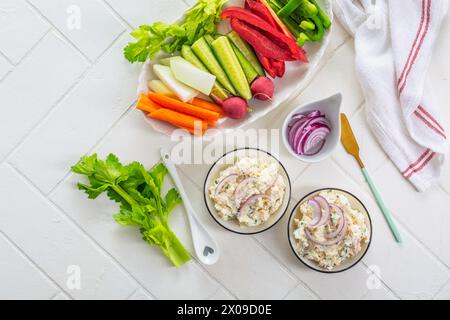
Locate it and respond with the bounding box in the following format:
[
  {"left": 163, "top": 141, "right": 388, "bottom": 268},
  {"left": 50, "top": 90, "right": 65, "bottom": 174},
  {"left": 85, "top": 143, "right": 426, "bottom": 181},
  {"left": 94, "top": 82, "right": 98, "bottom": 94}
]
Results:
[{"left": 362, "top": 168, "right": 402, "bottom": 243}]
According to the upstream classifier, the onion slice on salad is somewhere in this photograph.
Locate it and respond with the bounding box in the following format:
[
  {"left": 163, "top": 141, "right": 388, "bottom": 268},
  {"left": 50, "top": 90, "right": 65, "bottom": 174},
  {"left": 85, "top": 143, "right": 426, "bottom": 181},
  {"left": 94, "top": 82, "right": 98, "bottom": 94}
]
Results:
[
  {"left": 313, "top": 195, "right": 330, "bottom": 227},
  {"left": 305, "top": 218, "right": 348, "bottom": 246},
  {"left": 325, "top": 204, "right": 346, "bottom": 239},
  {"left": 308, "top": 199, "right": 322, "bottom": 227},
  {"left": 215, "top": 174, "right": 238, "bottom": 195},
  {"left": 234, "top": 177, "right": 258, "bottom": 207},
  {"left": 263, "top": 174, "right": 279, "bottom": 194},
  {"left": 238, "top": 194, "right": 270, "bottom": 218}
]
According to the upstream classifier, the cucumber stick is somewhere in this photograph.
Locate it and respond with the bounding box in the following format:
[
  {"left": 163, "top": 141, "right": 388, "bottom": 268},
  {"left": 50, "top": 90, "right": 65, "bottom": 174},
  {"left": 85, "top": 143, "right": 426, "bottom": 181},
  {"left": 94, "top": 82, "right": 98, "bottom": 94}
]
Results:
[
  {"left": 228, "top": 31, "right": 265, "bottom": 76},
  {"left": 203, "top": 34, "right": 215, "bottom": 46},
  {"left": 181, "top": 45, "right": 208, "bottom": 71},
  {"left": 191, "top": 37, "right": 236, "bottom": 95},
  {"left": 211, "top": 36, "right": 252, "bottom": 100},
  {"left": 181, "top": 45, "right": 230, "bottom": 102},
  {"left": 230, "top": 42, "right": 258, "bottom": 84}
]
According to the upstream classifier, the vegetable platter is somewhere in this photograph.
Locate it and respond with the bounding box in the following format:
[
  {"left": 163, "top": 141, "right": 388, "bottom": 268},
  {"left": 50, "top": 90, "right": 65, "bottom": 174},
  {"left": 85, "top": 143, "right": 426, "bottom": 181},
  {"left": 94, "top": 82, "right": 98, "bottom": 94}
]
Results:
[{"left": 134, "top": 0, "right": 333, "bottom": 136}]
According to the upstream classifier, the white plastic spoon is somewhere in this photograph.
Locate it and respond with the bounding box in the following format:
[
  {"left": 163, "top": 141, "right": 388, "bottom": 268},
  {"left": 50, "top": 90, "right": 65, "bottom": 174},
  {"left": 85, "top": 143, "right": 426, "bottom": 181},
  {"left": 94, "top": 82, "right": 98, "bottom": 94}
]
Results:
[{"left": 160, "top": 148, "right": 220, "bottom": 265}]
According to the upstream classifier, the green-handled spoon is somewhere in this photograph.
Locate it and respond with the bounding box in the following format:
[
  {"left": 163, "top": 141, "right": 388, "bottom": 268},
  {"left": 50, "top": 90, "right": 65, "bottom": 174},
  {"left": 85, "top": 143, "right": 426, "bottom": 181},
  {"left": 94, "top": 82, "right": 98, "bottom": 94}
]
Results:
[{"left": 340, "top": 114, "right": 402, "bottom": 243}]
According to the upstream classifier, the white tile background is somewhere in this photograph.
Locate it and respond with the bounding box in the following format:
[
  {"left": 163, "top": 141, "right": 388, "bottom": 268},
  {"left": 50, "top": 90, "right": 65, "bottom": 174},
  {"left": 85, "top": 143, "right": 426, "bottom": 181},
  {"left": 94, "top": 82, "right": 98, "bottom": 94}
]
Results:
[{"left": 0, "top": 0, "right": 449, "bottom": 300}]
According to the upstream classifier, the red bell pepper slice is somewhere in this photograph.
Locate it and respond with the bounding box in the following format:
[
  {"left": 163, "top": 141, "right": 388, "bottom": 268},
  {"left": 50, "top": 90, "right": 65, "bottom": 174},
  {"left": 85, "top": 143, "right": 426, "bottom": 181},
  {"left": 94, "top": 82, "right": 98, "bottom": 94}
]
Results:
[
  {"left": 230, "top": 19, "right": 296, "bottom": 61},
  {"left": 246, "top": 0, "right": 279, "bottom": 30},
  {"left": 256, "top": 0, "right": 297, "bottom": 41},
  {"left": 256, "top": 52, "right": 277, "bottom": 78},
  {"left": 222, "top": 7, "right": 306, "bottom": 62},
  {"left": 271, "top": 59, "right": 286, "bottom": 77}
]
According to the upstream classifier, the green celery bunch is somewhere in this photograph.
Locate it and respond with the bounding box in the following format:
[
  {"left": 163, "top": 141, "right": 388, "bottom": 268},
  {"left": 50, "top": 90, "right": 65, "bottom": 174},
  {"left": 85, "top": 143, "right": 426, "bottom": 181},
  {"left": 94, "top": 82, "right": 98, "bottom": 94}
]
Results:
[
  {"left": 71, "top": 154, "right": 191, "bottom": 268},
  {"left": 124, "top": 0, "right": 228, "bottom": 63}
]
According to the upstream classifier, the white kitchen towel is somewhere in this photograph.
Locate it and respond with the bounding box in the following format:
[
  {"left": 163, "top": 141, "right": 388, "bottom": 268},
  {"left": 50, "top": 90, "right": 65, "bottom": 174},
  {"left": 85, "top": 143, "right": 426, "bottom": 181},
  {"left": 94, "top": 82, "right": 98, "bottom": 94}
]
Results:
[{"left": 334, "top": 0, "right": 449, "bottom": 191}]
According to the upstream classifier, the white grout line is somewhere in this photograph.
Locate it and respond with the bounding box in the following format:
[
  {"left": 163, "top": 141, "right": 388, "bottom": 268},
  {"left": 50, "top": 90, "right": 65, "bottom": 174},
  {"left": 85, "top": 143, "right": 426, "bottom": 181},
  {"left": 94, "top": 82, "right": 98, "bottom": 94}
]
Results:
[
  {"left": 99, "top": 0, "right": 136, "bottom": 30},
  {"left": 438, "top": 184, "right": 450, "bottom": 197},
  {"left": 0, "top": 224, "right": 70, "bottom": 299},
  {"left": 433, "top": 278, "right": 450, "bottom": 300},
  {"left": 360, "top": 261, "right": 401, "bottom": 300},
  {"left": 281, "top": 283, "right": 322, "bottom": 300},
  {"left": 0, "top": 48, "right": 16, "bottom": 66},
  {"left": 1, "top": 52, "right": 91, "bottom": 164},
  {"left": 252, "top": 235, "right": 322, "bottom": 300},
  {"left": 47, "top": 100, "right": 137, "bottom": 197},
  {"left": 2, "top": 28, "right": 128, "bottom": 165},
  {"left": 181, "top": 0, "right": 193, "bottom": 8},
  {"left": 24, "top": 0, "right": 93, "bottom": 64},
  {"left": 5, "top": 162, "right": 157, "bottom": 300}
]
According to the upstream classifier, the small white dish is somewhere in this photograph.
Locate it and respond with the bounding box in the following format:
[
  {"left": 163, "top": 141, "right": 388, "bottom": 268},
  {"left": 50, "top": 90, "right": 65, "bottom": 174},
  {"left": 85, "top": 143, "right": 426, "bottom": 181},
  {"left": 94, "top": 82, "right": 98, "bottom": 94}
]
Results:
[
  {"left": 282, "top": 93, "right": 343, "bottom": 163},
  {"left": 204, "top": 148, "right": 291, "bottom": 235},
  {"left": 288, "top": 188, "right": 372, "bottom": 273}
]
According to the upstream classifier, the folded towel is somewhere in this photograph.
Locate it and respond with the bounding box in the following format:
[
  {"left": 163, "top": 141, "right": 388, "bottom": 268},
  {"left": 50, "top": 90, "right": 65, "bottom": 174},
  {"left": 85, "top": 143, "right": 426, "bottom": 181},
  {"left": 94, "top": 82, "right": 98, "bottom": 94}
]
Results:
[{"left": 334, "top": 0, "right": 449, "bottom": 191}]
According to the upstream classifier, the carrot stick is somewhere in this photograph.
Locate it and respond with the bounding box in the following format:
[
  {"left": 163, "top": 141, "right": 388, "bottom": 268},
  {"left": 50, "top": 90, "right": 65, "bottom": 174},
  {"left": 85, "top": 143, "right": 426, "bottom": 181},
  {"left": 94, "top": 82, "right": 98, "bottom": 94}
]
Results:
[
  {"left": 191, "top": 98, "right": 225, "bottom": 116},
  {"left": 148, "top": 93, "right": 220, "bottom": 121},
  {"left": 207, "top": 120, "right": 217, "bottom": 127},
  {"left": 149, "top": 108, "right": 208, "bottom": 132},
  {"left": 137, "top": 97, "right": 161, "bottom": 113}
]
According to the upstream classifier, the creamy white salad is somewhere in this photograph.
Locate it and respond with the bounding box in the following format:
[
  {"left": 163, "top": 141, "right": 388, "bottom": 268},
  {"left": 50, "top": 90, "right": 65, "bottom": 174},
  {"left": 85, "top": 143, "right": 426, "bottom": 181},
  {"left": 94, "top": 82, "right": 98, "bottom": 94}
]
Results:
[
  {"left": 209, "top": 157, "right": 286, "bottom": 227},
  {"left": 293, "top": 190, "right": 370, "bottom": 271}
]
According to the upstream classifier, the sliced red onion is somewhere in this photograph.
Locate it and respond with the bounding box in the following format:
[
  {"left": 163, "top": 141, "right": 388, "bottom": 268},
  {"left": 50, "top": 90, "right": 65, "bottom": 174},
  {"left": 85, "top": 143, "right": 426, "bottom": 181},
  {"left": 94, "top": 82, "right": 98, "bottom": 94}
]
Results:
[
  {"left": 263, "top": 175, "right": 279, "bottom": 194},
  {"left": 290, "top": 113, "right": 307, "bottom": 122},
  {"left": 215, "top": 174, "right": 238, "bottom": 195},
  {"left": 307, "top": 110, "right": 322, "bottom": 118},
  {"left": 303, "top": 139, "right": 326, "bottom": 156},
  {"left": 325, "top": 204, "right": 346, "bottom": 239},
  {"left": 300, "top": 125, "right": 330, "bottom": 154},
  {"left": 293, "top": 117, "right": 329, "bottom": 152},
  {"left": 286, "top": 110, "right": 331, "bottom": 156},
  {"left": 288, "top": 117, "right": 309, "bottom": 145},
  {"left": 238, "top": 194, "right": 270, "bottom": 218},
  {"left": 234, "top": 177, "right": 258, "bottom": 207},
  {"left": 308, "top": 199, "right": 322, "bottom": 227},
  {"left": 296, "top": 124, "right": 330, "bottom": 155},
  {"left": 305, "top": 223, "right": 347, "bottom": 246},
  {"left": 313, "top": 195, "right": 330, "bottom": 227}
]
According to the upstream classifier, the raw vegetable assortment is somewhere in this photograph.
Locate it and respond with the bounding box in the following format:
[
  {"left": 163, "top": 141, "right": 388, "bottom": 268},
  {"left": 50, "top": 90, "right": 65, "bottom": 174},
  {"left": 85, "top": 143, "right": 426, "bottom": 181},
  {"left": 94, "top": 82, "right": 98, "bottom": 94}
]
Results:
[
  {"left": 124, "top": 0, "right": 330, "bottom": 134},
  {"left": 71, "top": 154, "right": 191, "bottom": 268}
]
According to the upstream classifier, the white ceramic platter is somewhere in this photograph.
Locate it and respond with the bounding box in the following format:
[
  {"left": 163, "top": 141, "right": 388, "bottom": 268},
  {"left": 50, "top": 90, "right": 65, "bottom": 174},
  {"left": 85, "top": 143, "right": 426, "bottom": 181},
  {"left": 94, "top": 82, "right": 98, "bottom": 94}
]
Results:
[{"left": 137, "top": 0, "right": 333, "bottom": 136}]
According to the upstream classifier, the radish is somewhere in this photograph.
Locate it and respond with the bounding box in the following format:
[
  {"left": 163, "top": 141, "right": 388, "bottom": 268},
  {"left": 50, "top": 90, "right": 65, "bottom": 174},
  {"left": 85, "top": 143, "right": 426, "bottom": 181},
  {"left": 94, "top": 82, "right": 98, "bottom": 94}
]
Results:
[
  {"left": 222, "top": 97, "right": 249, "bottom": 119},
  {"left": 251, "top": 76, "right": 274, "bottom": 101}
]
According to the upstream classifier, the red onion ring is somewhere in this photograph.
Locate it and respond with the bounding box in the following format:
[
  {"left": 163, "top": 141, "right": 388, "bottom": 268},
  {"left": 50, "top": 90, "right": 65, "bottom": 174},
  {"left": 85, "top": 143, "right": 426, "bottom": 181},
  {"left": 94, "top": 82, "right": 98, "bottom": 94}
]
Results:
[
  {"left": 325, "top": 204, "right": 346, "bottom": 239},
  {"left": 263, "top": 175, "right": 279, "bottom": 194},
  {"left": 308, "top": 199, "right": 322, "bottom": 227},
  {"left": 313, "top": 195, "right": 330, "bottom": 227},
  {"left": 215, "top": 174, "right": 238, "bottom": 195},
  {"left": 234, "top": 177, "right": 258, "bottom": 207},
  {"left": 305, "top": 221, "right": 347, "bottom": 246},
  {"left": 287, "top": 110, "right": 331, "bottom": 156}
]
